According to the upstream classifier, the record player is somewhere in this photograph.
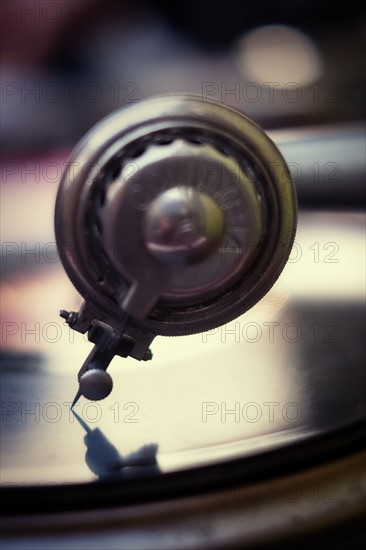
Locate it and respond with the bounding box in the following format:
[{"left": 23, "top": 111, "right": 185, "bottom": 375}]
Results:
[{"left": 1, "top": 1, "right": 365, "bottom": 548}]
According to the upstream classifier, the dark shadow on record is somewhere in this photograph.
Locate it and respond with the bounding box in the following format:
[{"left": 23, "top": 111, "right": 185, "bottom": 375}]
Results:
[{"left": 73, "top": 411, "right": 160, "bottom": 481}]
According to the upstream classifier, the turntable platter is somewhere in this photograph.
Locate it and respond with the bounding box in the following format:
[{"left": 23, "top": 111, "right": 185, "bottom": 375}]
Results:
[{"left": 1, "top": 211, "right": 365, "bottom": 490}]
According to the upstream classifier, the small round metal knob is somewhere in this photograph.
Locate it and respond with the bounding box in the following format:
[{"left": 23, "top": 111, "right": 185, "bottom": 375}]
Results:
[
  {"left": 79, "top": 369, "right": 113, "bottom": 401},
  {"left": 143, "top": 186, "right": 225, "bottom": 266}
]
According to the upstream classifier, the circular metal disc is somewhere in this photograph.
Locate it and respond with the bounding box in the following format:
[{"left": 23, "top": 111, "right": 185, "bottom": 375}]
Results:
[{"left": 55, "top": 96, "right": 297, "bottom": 335}]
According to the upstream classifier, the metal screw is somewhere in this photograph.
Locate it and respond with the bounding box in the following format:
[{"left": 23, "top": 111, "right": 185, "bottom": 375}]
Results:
[{"left": 60, "top": 310, "right": 78, "bottom": 326}]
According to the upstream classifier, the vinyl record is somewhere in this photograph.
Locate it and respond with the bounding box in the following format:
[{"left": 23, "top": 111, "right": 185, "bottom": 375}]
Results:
[{"left": 1, "top": 193, "right": 365, "bottom": 547}]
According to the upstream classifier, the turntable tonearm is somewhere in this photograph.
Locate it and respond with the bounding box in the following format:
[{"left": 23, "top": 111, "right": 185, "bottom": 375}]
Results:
[{"left": 54, "top": 96, "right": 297, "bottom": 404}]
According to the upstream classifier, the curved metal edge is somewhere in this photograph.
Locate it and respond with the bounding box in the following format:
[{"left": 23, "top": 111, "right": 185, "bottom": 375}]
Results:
[{"left": 0, "top": 420, "right": 364, "bottom": 546}]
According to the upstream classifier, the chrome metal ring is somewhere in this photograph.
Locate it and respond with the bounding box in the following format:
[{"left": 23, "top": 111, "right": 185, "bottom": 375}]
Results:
[{"left": 55, "top": 95, "right": 297, "bottom": 336}]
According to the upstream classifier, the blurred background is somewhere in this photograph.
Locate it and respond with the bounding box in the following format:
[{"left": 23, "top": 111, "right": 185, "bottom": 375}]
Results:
[{"left": 1, "top": 0, "right": 365, "bottom": 154}]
